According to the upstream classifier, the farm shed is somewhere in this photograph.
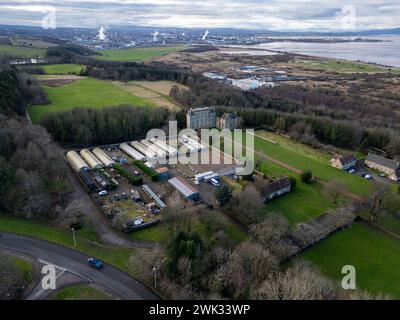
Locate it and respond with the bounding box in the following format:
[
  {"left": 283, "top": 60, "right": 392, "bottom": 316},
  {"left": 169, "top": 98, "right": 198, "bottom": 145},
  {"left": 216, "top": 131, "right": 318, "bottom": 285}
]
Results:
[
  {"left": 66, "top": 151, "right": 90, "bottom": 172},
  {"left": 92, "top": 148, "right": 115, "bottom": 167},
  {"left": 155, "top": 167, "right": 170, "bottom": 180},
  {"left": 168, "top": 177, "right": 200, "bottom": 201},
  {"left": 79, "top": 149, "right": 103, "bottom": 169},
  {"left": 119, "top": 143, "right": 146, "bottom": 161}
]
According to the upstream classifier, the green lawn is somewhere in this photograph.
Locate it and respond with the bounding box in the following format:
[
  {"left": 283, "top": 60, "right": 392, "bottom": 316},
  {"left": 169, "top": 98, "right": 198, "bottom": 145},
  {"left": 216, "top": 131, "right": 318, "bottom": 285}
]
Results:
[
  {"left": 0, "top": 44, "right": 46, "bottom": 57},
  {"left": 296, "top": 59, "right": 399, "bottom": 73},
  {"left": 52, "top": 285, "right": 112, "bottom": 300},
  {"left": 0, "top": 217, "right": 139, "bottom": 276},
  {"left": 41, "top": 64, "right": 86, "bottom": 75},
  {"left": 254, "top": 131, "right": 371, "bottom": 196},
  {"left": 261, "top": 162, "right": 339, "bottom": 225},
  {"left": 301, "top": 222, "right": 400, "bottom": 298},
  {"left": 10, "top": 255, "right": 34, "bottom": 284},
  {"left": 129, "top": 213, "right": 248, "bottom": 244},
  {"left": 94, "top": 46, "right": 187, "bottom": 62},
  {"left": 28, "top": 78, "right": 156, "bottom": 123}
]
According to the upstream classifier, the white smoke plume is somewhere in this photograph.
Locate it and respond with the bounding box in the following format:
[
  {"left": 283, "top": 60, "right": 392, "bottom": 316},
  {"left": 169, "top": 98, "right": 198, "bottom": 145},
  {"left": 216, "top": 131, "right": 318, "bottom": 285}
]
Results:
[
  {"left": 202, "top": 30, "right": 209, "bottom": 40},
  {"left": 98, "top": 26, "right": 106, "bottom": 41},
  {"left": 152, "top": 31, "right": 159, "bottom": 42}
]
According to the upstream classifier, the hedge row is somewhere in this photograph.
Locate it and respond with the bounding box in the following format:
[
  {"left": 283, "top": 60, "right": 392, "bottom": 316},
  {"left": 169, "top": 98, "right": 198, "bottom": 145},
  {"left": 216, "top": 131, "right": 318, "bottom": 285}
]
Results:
[
  {"left": 113, "top": 163, "right": 143, "bottom": 185},
  {"left": 134, "top": 161, "right": 159, "bottom": 182}
]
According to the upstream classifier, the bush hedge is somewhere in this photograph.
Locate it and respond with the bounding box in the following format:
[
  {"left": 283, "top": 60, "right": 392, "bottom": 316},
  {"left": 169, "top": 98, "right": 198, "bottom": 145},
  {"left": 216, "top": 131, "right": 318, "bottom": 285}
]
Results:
[{"left": 113, "top": 163, "right": 143, "bottom": 185}]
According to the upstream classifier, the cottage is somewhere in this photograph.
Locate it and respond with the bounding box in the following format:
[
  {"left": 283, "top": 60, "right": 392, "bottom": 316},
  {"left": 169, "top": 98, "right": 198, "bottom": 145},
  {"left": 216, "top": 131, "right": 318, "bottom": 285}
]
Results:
[
  {"left": 331, "top": 154, "right": 357, "bottom": 170},
  {"left": 365, "top": 153, "right": 399, "bottom": 178},
  {"left": 389, "top": 169, "right": 400, "bottom": 182},
  {"left": 261, "top": 177, "right": 291, "bottom": 202}
]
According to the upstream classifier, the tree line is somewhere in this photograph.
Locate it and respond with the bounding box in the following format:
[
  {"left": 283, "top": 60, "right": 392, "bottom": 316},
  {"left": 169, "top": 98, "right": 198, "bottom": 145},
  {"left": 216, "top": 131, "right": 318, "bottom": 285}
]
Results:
[{"left": 40, "top": 105, "right": 169, "bottom": 147}]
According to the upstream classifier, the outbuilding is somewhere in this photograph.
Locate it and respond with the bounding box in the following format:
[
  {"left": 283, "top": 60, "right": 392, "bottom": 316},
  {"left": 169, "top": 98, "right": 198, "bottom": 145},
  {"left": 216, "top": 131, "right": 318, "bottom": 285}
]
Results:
[
  {"left": 168, "top": 177, "right": 200, "bottom": 201},
  {"left": 92, "top": 148, "right": 115, "bottom": 167}
]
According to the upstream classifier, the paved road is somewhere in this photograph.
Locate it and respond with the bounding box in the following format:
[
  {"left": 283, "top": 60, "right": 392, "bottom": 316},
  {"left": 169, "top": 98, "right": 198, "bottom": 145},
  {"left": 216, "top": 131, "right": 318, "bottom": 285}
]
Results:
[{"left": 0, "top": 232, "right": 159, "bottom": 300}]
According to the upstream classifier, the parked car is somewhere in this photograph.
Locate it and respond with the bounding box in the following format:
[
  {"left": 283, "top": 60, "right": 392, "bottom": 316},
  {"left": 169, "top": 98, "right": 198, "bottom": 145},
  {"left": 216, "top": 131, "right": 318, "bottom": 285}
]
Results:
[
  {"left": 88, "top": 258, "right": 103, "bottom": 269},
  {"left": 193, "top": 180, "right": 200, "bottom": 185},
  {"left": 379, "top": 173, "right": 386, "bottom": 178},
  {"left": 365, "top": 175, "right": 373, "bottom": 180},
  {"left": 98, "top": 190, "right": 108, "bottom": 196},
  {"left": 133, "top": 218, "right": 144, "bottom": 226},
  {"left": 348, "top": 169, "right": 355, "bottom": 174}
]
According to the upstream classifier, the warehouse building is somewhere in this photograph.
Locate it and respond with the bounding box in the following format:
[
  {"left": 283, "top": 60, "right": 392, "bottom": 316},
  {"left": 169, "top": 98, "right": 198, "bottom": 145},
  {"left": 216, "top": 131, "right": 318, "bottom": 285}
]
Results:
[
  {"left": 92, "top": 148, "right": 115, "bottom": 167},
  {"left": 119, "top": 143, "right": 146, "bottom": 161},
  {"left": 80, "top": 149, "right": 103, "bottom": 169},
  {"left": 66, "top": 151, "right": 90, "bottom": 172},
  {"left": 168, "top": 177, "right": 200, "bottom": 202}
]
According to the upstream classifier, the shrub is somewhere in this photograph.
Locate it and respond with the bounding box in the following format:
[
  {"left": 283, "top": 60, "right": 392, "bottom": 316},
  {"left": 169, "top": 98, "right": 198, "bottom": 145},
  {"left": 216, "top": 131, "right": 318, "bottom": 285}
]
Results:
[
  {"left": 300, "top": 170, "right": 313, "bottom": 183},
  {"left": 113, "top": 163, "right": 143, "bottom": 185},
  {"left": 133, "top": 161, "right": 159, "bottom": 181}
]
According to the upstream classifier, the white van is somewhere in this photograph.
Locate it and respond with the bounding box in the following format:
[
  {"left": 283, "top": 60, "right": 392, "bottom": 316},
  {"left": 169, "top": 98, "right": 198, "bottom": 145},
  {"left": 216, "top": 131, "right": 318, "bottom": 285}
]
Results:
[{"left": 210, "top": 178, "right": 220, "bottom": 187}]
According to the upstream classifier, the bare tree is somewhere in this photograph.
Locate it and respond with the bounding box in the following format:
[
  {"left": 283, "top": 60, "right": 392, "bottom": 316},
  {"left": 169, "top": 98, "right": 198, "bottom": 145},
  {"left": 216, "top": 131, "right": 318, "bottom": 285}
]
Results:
[
  {"left": 325, "top": 179, "right": 347, "bottom": 204},
  {"left": 251, "top": 261, "right": 336, "bottom": 300},
  {"left": 232, "top": 186, "right": 264, "bottom": 225}
]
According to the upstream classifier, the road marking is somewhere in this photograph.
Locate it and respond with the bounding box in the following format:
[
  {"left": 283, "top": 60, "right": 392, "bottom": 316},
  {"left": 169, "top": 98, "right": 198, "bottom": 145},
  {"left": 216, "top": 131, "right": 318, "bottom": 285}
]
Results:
[{"left": 37, "top": 258, "right": 92, "bottom": 282}]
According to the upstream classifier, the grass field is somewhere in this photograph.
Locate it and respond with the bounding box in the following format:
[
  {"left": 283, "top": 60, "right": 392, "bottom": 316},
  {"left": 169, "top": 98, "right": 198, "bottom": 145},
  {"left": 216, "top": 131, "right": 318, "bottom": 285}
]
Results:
[
  {"left": 113, "top": 80, "right": 186, "bottom": 110},
  {"left": 254, "top": 131, "right": 371, "bottom": 196},
  {"left": 129, "top": 212, "right": 248, "bottom": 244},
  {"left": 260, "top": 161, "right": 339, "bottom": 225},
  {"left": 94, "top": 46, "right": 187, "bottom": 62},
  {"left": 296, "top": 59, "right": 399, "bottom": 73},
  {"left": 9, "top": 255, "right": 34, "bottom": 284},
  {"left": 0, "top": 217, "right": 139, "bottom": 276},
  {"left": 28, "top": 78, "right": 156, "bottom": 123},
  {"left": 301, "top": 222, "right": 400, "bottom": 298},
  {"left": 0, "top": 44, "right": 46, "bottom": 57},
  {"left": 52, "top": 285, "right": 112, "bottom": 300},
  {"left": 41, "top": 64, "right": 86, "bottom": 75}
]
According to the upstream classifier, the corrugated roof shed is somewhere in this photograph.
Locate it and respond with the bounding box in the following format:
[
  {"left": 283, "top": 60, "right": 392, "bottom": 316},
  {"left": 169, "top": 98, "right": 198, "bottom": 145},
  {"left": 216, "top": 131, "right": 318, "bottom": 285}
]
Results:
[
  {"left": 168, "top": 177, "right": 200, "bottom": 199},
  {"left": 142, "top": 184, "right": 166, "bottom": 209}
]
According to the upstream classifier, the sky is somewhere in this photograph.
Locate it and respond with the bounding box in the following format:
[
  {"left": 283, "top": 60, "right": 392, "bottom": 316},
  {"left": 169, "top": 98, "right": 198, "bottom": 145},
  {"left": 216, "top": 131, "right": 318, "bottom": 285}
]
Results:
[{"left": 0, "top": 0, "right": 399, "bottom": 31}]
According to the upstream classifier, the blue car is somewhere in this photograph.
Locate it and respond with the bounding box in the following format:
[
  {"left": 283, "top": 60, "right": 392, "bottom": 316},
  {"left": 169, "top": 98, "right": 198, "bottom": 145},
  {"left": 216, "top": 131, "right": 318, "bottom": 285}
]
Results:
[{"left": 88, "top": 258, "right": 103, "bottom": 269}]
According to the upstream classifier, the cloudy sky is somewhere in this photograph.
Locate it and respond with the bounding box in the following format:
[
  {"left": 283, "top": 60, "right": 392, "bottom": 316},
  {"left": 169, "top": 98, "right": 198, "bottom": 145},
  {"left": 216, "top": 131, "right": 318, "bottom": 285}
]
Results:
[{"left": 0, "top": 0, "right": 399, "bottom": 31}]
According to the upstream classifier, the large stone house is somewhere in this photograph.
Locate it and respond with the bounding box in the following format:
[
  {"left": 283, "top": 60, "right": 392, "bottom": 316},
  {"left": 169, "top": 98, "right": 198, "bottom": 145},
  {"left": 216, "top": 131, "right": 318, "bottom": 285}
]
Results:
[
  {"left": 261, "top": 177, "right": 292, "bottom": 202},
  {"left": 365, "top": 153, "right": 400, "bottom": 181},
  {"left": 331, "top": 154, "right": 357, "bottom": 170},
  {"left": 186, "top": 107, "right": 216, "bottom": 130}
]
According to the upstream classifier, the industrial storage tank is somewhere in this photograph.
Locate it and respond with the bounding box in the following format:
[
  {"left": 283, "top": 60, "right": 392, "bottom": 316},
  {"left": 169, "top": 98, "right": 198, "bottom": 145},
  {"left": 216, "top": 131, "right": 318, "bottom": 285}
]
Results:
[
  {"left": 79, "top": 149, "right": 103, "bottom": 169},
  {"left": 66, "top": 151, "right": 90, "bottom": 172},
  {"left": 119, "top": 143, "right": 146, "bottom": 161},
  {"left": 92, "top": 148, "right": 115, "bottom": 167}
]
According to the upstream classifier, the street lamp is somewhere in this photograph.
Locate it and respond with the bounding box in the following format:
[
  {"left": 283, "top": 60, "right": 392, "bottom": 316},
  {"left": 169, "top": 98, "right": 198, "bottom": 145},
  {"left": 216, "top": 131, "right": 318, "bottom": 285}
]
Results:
[
  {"left": 71, "top": 227, "right": 77, "bottom": 247},
  {"left": 153, "top": 266, "right": 157, "bottom": 289}
]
